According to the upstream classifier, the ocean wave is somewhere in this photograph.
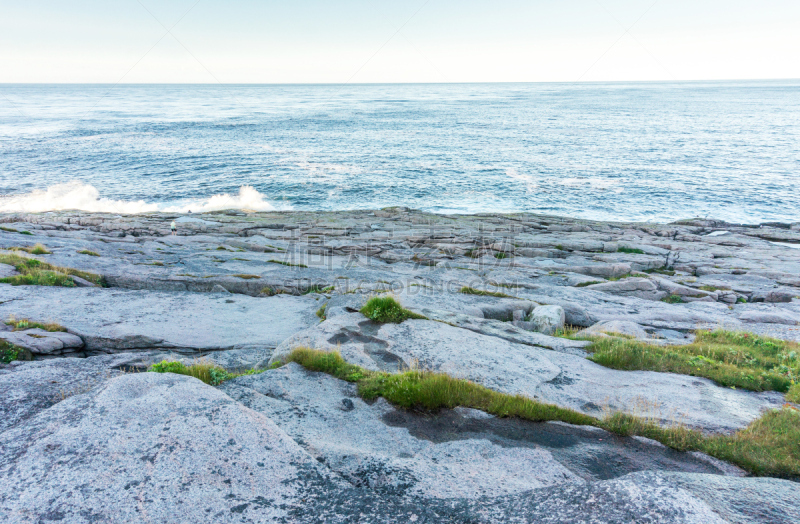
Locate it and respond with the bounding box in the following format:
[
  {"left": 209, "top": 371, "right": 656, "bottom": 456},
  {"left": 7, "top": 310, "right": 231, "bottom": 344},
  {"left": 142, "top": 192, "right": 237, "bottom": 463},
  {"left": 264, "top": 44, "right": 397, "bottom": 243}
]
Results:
[{"left": 0, "top": 182, "right": 282, "bottom": 214}]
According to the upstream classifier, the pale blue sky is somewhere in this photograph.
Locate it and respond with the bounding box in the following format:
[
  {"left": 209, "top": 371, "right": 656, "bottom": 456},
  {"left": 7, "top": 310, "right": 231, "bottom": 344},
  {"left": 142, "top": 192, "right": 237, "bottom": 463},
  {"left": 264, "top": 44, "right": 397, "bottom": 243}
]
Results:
[{"left": 1, "top": 1, "right": 798, "bottom": 83}]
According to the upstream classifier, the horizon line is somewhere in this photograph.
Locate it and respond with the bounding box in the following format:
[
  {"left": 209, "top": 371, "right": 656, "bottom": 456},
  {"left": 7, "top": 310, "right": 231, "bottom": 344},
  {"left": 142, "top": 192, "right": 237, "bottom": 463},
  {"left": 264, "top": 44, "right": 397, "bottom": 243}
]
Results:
[{"left": 2, "top": 78, "right": 800, "bottom": 87}]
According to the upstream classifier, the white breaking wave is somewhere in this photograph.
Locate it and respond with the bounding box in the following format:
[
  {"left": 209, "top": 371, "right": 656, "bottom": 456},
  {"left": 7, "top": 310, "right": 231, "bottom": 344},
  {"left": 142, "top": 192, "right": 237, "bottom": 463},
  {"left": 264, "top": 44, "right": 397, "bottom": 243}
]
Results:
[{"left": 0, "top": 182, "right": 282, "bottom": 214}]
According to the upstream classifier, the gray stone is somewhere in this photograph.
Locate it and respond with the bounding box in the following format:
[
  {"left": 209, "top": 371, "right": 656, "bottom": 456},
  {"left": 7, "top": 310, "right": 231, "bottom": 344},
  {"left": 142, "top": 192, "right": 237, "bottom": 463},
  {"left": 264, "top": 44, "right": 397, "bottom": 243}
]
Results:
[
  {"left": 527, "top": 305, "right": 566, "bottom": 335},
  {"left": 0, "top": 286, "right": 319, "bottom": 354},
  {"left": 580, "top": 320, "right": 649, "bottom": 340},
  {"left": 0, "top": 328, "right": 84, "bottom": 355},
  {"left": 272, "top": 313, "right": 783, "bottom": 431},
  {"left": 0, "top": 263, "right": 18, "bottom": 278},
  {"left": 70, "top": 275, "right": 98, "bottom": 287}
]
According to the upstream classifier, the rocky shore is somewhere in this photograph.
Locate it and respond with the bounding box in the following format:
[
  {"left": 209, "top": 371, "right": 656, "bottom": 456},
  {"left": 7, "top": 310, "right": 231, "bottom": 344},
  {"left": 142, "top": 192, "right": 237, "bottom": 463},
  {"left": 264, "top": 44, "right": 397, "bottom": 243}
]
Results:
[{"left": 1, "top": 208, "right": 799, "bottom": 523}]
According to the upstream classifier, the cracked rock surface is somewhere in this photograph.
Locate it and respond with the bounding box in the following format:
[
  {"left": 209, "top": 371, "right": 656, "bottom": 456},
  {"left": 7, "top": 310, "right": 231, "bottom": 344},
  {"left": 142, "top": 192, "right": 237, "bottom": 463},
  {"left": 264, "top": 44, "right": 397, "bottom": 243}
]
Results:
[{"left": 1, "top": 209, "right": 799, "bottom": 522}]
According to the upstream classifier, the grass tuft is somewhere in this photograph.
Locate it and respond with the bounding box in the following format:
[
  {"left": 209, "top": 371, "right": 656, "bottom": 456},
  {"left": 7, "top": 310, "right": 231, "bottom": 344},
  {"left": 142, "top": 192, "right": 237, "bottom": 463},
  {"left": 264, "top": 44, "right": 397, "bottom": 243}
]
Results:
[
  {"left": 282, "top": 348, "right": 800, "bottom": 478},
  {"left": 148, "top": 359, "right": 265, "bottom": 386},
  {"left": 618, "top": 246, "right": 646, "bottom": 254},
  {"left": 575, "top": 281, "right": 603, "bottom": 287},
  {"left": 661, "top": 294, "right": 685, "bottom": 304},
  {"left": 6, "top": 317, "right": 66, "bottom": 332},
  {"left": 232, "top": 274, "right": 261, "bottom": 279},
  {"left": 316, "top": 303, "right": 327, "bottom": 321},
  {"left": 360, "top": 296, "right": 426, "bottom": 323},
  {"left": 588, "top": 329, "right": 799, "bottom": 393},
  {"left": 459, "top": 286, "right": 514, "bottom": 298},
  {"left": 494, "top": 252, "right": 509, "bottom": 259},
  {"left": 0, "top": 253, "right": 104, "bottom": 287},
  {"left": 7, "top": 243, "right": 51, "bottom": 255},
  {"left": 77, "top": 249, "right": 100, "bottom": 257}
]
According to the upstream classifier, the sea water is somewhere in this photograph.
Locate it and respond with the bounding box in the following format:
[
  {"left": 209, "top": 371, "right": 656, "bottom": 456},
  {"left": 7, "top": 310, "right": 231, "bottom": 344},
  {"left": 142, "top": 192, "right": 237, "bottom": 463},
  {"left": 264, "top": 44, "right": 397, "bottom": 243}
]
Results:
[{"left": 1, "top": 81, "right": 799, "bottom": 223}]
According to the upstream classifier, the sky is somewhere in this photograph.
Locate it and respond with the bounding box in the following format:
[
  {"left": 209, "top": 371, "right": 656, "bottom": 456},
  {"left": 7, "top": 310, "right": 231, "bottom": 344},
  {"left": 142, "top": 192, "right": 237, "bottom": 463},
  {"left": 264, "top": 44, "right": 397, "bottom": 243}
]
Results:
[{"left": 1, "top": 0, "right": 799, "bottom": 83}]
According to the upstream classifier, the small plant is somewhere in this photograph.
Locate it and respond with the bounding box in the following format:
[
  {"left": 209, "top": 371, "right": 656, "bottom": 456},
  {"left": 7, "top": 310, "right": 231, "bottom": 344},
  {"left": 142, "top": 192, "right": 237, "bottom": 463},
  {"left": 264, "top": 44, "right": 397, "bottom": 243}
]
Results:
[
  {"left": 232, "top": 274, "right": 261, "bottom": 279},
  {"left": 6, "top": 318, "right": 66, "bottom": 332},
  {"left": 0, "top": 340, "right": 30, "bottom": 363},
  {"left": 617, "top": 246, "right": 645, "bottom": 254},
  {"left": 7, "top": 243, "right": 51, "bottom": 255},
  {"left": 554, "top": 245, "right": 564, "bottom": 251},
  {"left": 699, "top": 285, "right": 726, "bottom": 292},
  {"left": 661, "top": 294, "right": 684, "bottom": 304},
  {"left": 575, "top": 281, "right": 603, "bottom": 287},
  {"left": 360, "top": 296, "right": 426, "bottom": 323},
  {"left": 316, "top": 303, "right": 327, "bottom": 321},
  {"left": 644, "top": 268, "right": 676, "bottom": 276},
  {"left": 148, "top": 359, "right": 266, "bottom": 386},
  {"left": 77, "top": 249, "right": 100, "bottom": 257},
  {"left": 736, "top": 297, "right": 747, "bottom": 304},
  {"left": 459, "top": 286, "right": 514, "bottom": 298},
  {"left": 0, "top": 226, "right": 19, "bottom": 233},
  {"left": 494, "top": 252, "right": 509, "bottom": 259},
  {"left": 303, "top": 284, "right": 335, "bottom": 295}
]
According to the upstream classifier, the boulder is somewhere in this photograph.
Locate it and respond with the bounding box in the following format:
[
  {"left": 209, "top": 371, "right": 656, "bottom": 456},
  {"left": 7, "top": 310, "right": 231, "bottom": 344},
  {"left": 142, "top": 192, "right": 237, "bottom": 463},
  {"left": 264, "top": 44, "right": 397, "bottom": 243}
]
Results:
[{"left": 528, "top": 305, "right": 566, "bottom": 335}]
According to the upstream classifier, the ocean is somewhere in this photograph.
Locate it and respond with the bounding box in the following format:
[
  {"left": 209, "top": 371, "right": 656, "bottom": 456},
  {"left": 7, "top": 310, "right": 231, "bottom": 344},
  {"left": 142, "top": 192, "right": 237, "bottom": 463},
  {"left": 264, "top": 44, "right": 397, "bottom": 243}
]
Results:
[{"left": 1, "top": 81, "right": 799, "bottom": 223}]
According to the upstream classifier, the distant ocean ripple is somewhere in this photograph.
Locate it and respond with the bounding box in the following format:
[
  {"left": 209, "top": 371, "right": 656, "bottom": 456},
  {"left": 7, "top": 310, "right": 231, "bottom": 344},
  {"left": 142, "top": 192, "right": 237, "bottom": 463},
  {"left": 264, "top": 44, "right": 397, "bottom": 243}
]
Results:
[{"left": 1, "top": 81, "right": 799, "bottom": 223}]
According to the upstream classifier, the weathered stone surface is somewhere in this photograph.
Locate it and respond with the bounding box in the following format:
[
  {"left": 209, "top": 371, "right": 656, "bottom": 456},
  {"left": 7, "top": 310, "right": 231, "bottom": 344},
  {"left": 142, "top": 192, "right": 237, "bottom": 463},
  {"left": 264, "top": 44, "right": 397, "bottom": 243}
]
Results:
[
  {"left": 580, "top": 320, "right": 649, "bottom": 340},
  {"left": 0, "top": 286, "right": 319, "bottom": 353},
  {"left": 273, "top": 313, "right": 784, "bottom": 431},
  {"left": 1, "top": 209, "right": 799, "bottom": 522},
  {"left": 527, "top": 305, "right": 566, "bottom": 335},
  {"left": 0, "top": 328, "right": 83, "bottom": 355},
  {"left": 0, "top": 372, "right": 354, "bottom": 523},
  {"left": 0, "top": 263, "right": 17, "bottom": 278}
]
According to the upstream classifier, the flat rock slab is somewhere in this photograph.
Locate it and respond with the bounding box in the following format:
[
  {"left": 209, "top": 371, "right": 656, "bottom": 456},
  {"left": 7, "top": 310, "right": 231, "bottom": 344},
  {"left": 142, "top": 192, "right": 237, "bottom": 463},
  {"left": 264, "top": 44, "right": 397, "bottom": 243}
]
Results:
[
  {"left": 0, "top": 328, "right": 84, "bottom": 355},
  {"left": 0, "top": 353, "right": 145, "bottom": 433},
  {"left": 0, "top": 286, "right": 320, "bottom": 353},
  {"left": 274, "top": 314, "right": 784, "bottom": 432},
  {"left": 0, "top": 372, "right": 350, "bottom": 523},
  {"left": 222, "top": 364, "right": 741, "bottom": 501}
]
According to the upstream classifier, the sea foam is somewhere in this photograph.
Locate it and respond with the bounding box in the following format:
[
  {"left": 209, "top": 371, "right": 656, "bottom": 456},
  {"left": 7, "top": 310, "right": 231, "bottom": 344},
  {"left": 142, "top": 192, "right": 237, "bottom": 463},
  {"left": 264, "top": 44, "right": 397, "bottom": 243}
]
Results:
[{"left": 0, "top": 182, "right": 280, "bottom": 214}]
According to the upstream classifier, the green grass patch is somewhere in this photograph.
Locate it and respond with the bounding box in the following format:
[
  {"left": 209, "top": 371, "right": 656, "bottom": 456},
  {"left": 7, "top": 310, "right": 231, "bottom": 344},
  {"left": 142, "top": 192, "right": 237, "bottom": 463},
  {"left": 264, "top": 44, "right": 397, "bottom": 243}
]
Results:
[
  {"left": 699, "top": 285, "right": 727, "bottom": 292},
  {"left": 148, "top": 360, "right": 265, "bottom": 386},
  {"left": 6, "top": 243, "right": 51, "bottom": 255},
  {"left": 360, "top": 296, "right": 426, "bottom": 323},
  {"left": 282, "top": 348, "right": 800, "bottom": 478},
  {"left": 587, "top": 329, "right": 799, "bottom": 393},
  {"left": 268, "top": 259, "right": 308, "bottom": 268},
  {"left": 661, "top": 294, "right": 685, "bottom": 304},
  {"left": 459, "top": 286, "right": 514, "bottom": 298},
  {"left": 787, "top": 384, "right": 800, "bottom": 403},
  {"left": 644, "top": 268, "right": 676, "bottom": 276},
  {"left": 0, "top": 253, "right": 104, "bottom": 287},
  {"left": 575, "top": 281, "right": 603, "bottom": 287},
  {"left": 1, "top": 340, "right": 32, "bottom": 363},
  {"left": 6, "top": 318, "right": 66, "bottom": 332},
  {"left": 303, "top": 285, "right": 335, "bottom": 295},
  {"left": 77, "top": 249, "right": 100, "bottom": 257},
  {"left": 316, "top": 303, "right": 327, "bottom": 321},
  {"left": 494, "top": 252, "right": 509, "bottom": 259},
  {"left": 618, "top": 246, "right": 646, "bottom": 254},
  {"left": 232, "top": 274, "right": 261, "bottom": 279}
]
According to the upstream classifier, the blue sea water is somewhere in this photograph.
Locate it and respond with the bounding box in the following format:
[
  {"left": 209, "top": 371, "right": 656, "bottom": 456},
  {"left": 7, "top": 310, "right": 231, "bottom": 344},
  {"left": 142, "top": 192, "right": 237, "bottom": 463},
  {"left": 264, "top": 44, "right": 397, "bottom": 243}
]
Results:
[{"left": 1, "top": 81, "right": 799, "bottom": 223}]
